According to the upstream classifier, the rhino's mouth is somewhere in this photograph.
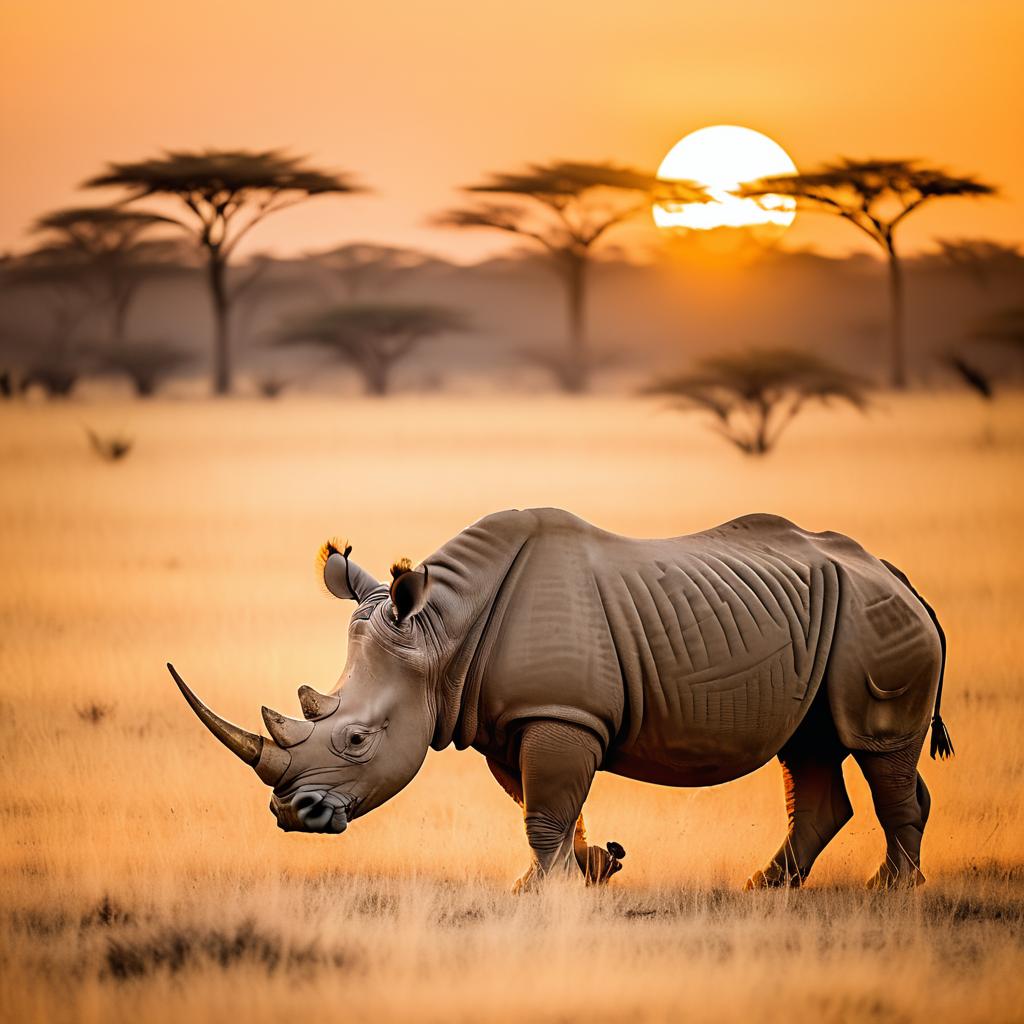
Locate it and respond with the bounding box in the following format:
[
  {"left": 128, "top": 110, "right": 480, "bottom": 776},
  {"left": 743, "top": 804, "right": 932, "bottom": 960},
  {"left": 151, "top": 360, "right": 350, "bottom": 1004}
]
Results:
[{"left": 273, "top": 787, "right": 358, "bottom": 834}]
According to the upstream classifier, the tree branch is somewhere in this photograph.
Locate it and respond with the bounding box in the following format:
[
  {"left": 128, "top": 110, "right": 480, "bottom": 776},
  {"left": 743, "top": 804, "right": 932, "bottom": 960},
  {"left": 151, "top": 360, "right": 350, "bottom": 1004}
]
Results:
[{"left": 887, "top": 193, "right": 930, "bottom": 232}]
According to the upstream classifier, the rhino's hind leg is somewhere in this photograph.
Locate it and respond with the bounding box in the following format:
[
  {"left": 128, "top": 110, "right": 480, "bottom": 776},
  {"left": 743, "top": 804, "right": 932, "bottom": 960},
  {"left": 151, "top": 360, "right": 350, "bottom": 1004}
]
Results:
[
  {"left": 747, "top": 733, "right": 852, "bottom": 890},
  {"left": 854, "top": 743, "right": 929, "bottom": 888},
  {"left": 505, "top": 720, "right": 621, "bottom": 891}
]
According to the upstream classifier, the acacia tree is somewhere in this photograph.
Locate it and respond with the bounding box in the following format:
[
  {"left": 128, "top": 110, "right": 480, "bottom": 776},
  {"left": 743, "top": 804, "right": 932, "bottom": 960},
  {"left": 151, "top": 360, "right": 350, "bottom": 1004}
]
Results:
[
  {"left": 228, "top": 254, "right": 307, "bottom": 346},
  {"left": 974, "top": 306, "right": 1024, "bottom": 351},
  {"left": 1, "top": 247, "right": 99, "bottom": 396},
  {"left": 737, "top": 160, "right": 995, "bottom": 389},
  {"left": 85, "top": 149, "right": 363, "bottom": 395},
  {"left": 276, "top": 303, "right": 465, "bottom": 395},
  {"left": 969, "top": 305, "right": 1024, "bottom": 385},
  {"left": 933, "top": 238, "right": 1022, "bottom": 290},
  {"left": 436, "top": 161, "right": 706, "bottom": 392},
  {"left": 645, "top": 348, "right": 868, "bottom": 455},
  {"left": 311, "top": 243, "right": 432, "bottom": 300},
  {"left": 30, "top": 207, "right": 180, "bottom": 346},
  {"left": 939, "top": 301, "right": 1024, "bottom": 399},
  {"left": 98, "top": 342, "right": 194, "bottom": 397}
]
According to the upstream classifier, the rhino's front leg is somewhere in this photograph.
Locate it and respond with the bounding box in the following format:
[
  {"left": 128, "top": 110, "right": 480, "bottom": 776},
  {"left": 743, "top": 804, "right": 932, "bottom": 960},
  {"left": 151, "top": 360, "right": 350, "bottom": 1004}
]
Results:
[
  {"left": 486, "top": 731, "right": 624, "bottom": 890},
  {"left": 510, "top": 720, "right": 622, "bottom": 892}
]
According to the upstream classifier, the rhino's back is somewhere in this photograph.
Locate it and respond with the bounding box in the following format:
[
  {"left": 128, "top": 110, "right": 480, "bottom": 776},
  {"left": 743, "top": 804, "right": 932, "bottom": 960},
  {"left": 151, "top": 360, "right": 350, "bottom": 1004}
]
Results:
[
  {"left": 592, "top": 514, "right": 842, "bottom": 784},
  {"left": 474, "top": 511, "right": 841, "bottom": 784}
]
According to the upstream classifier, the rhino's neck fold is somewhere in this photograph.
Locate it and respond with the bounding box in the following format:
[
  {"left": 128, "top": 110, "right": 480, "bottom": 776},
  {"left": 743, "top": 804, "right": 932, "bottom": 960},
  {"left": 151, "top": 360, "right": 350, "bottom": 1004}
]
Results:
[{"left": 419, "top": 510, "right": 537, "bottom": 750}]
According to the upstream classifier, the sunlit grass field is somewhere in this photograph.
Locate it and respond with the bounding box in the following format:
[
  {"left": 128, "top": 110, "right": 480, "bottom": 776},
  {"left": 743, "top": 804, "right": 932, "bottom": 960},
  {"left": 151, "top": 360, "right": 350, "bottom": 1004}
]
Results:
[{"left": 2, "top": 392, "right": 1022, "bottom": 1023}]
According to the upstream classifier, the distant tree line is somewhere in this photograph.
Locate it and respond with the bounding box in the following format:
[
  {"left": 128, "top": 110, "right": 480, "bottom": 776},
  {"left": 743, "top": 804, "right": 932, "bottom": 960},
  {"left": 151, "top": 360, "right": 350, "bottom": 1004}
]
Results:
[{"left": 0, "top": 146, "right": 1010, "bottom": 409}]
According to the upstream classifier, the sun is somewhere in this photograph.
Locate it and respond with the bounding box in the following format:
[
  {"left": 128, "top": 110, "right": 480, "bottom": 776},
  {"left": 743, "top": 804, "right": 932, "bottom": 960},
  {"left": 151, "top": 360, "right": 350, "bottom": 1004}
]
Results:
[{"left": 654, "top": 125, "right": 797, "bottom": 232}]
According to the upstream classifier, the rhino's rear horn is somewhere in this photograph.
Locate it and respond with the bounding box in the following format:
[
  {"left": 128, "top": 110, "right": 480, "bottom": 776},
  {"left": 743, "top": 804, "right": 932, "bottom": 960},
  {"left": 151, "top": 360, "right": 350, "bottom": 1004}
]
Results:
[
  {"left": 297, "top": 685, "right": 340, "bottom": 721},
  {"left": 167, "top": 663, "right": 290, "bottom": 785}
]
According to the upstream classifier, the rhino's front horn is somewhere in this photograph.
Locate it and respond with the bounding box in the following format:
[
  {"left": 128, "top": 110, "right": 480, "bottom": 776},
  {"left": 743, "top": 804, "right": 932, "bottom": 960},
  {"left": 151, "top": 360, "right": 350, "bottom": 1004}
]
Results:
[
  {"left": 167, "top": 663, "right": 290, "bottom": 785},
  {"left": 297, "top": 685, "right": 340, "bottom": 721},
  {"left": 262, "top": 706, "right": 315, "bottom": 748}
]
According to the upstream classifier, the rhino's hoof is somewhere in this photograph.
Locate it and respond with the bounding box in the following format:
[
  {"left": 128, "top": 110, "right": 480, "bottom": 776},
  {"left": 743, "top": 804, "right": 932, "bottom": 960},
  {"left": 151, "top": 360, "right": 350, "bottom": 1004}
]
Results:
[
  {"left": 586, "top": 857, "right": 622, "bottom": 886},
  {"left": 744, "top": 866, "right": 803, "bottom": 890},
  {"left": 512, "top": 868, "right": 541, "bottom": 895},
  {"left": 866, "top": 864, "right": 925, "bottom": 890},
  {"left": 583, "top": 844, "right": 624, "bottom": 886}
]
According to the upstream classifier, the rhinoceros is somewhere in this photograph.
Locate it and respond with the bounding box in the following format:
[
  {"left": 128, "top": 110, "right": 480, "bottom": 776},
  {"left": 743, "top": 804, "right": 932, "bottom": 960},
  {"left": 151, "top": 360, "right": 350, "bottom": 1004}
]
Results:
[{"left": 170, "top": 508, "right": 952, "bottom": 889}]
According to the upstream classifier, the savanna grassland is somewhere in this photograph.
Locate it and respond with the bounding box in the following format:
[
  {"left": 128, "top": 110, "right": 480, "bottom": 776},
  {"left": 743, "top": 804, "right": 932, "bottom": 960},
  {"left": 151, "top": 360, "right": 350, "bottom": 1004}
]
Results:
[{"left": 1, "top": 392, "right": 1022, "bottom": 1024}]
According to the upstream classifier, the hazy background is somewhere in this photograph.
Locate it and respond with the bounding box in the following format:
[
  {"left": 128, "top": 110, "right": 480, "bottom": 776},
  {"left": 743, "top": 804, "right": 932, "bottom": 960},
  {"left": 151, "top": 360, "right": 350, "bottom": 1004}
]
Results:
[{"left": 4, "top": 245, "right": 1022, "bottom": 394}]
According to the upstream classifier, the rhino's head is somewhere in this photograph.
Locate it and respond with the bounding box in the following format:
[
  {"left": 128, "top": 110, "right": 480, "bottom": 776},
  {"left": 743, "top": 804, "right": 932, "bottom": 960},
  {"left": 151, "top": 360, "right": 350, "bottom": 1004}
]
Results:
[{"left": 170, "top": 541, "right": 434, "bottom": 836}]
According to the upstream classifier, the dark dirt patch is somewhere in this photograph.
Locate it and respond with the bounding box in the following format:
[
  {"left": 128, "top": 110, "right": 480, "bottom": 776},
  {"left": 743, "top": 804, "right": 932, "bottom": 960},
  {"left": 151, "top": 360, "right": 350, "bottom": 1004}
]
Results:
[
  {"left": 103, "top": 920, "right": 352, "bottom": 981},
  {"left": 80, "top": 896, "right": 134, "bottom": 930}
]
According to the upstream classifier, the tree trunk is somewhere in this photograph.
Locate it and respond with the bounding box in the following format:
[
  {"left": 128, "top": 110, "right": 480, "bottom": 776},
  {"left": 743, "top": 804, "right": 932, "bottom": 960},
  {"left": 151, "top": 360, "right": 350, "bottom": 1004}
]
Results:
[
  {"left": 29, "top": 369, "right": 77, "bottom": 398},
  {"left": 111, "top": 288, "right": 132, "bottom": 349},
  {"left": 563, "top": 252, "right": 588, "bottom": 394},
  {"left": 362, "top": 355, "right": 390, "bottom": 396},
  {"left": 207, "top": 252, "right": 232, "bottom": 396},
  {"left": 887, "top": 244, "right": 907, "bottom": 390},
  {"left": 753, "top": 397, "right": 771, "bottom": 455}
]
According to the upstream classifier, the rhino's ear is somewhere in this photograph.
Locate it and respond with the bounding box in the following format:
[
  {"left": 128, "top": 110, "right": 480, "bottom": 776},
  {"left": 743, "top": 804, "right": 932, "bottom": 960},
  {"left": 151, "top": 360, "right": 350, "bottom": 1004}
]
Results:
[
  {"left": 319, "top": 540, "right": 380, "bottom": 603},
  {"left": 390, "top": 560, "right": 431, "bottom": 624}
]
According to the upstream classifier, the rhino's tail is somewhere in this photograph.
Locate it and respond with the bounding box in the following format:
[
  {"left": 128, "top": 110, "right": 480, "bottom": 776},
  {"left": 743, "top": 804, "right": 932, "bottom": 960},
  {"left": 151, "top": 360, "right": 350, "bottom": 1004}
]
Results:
[{"left": 881, "top": 559, "right": 954, "bottom": 761}]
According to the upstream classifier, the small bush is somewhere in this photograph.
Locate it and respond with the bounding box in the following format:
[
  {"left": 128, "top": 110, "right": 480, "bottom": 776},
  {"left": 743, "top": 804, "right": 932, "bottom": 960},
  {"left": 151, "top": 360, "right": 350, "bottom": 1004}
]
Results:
[
  {"left": 76, "top": 702, "right": 114, "bottom": 724},
  {"left": 645, "top": 348, "right": 869, "bottom": 456}
]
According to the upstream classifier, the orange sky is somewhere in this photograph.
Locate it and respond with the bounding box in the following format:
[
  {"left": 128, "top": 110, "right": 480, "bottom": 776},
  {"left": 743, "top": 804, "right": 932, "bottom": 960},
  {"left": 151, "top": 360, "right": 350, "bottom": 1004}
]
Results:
[{"left": 3, "top": 0, "right": 1022, "bottom": 263}]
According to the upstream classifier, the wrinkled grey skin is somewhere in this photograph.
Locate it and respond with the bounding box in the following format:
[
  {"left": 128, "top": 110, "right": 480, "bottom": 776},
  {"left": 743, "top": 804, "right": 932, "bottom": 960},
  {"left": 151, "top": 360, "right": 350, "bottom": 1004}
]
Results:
[{"left": 172, "top": 508, "right": 951, "bottom": 890}]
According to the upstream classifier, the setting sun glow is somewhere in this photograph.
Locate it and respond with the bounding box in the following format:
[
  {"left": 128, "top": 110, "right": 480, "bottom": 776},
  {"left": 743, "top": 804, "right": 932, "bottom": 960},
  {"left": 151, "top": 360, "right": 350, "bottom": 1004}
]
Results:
[{"left": 654, "top": 125, "right": 798, "bottom": 232}]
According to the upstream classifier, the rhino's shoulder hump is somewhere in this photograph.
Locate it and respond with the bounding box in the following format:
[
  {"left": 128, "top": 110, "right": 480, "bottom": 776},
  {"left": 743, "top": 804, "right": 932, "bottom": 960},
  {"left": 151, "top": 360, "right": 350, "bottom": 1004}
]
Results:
[
  {"left": 524, "top": 507, "right": 594, "bottom": 533},
  {"left": 468, "top": 506, "right": 596, "bottom": 535},
  {"left": 707, "top": 512, "right": 804, "bottom": 539},
  {"left": 462, "top": 508, "right": 539, "bottom": 541}
]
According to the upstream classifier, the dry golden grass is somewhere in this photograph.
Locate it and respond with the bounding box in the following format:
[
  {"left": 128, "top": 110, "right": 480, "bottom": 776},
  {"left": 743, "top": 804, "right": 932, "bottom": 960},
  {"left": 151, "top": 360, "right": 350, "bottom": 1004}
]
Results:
[{"left": 1, "top": 393, "right": 1022, "bottom": 1024}]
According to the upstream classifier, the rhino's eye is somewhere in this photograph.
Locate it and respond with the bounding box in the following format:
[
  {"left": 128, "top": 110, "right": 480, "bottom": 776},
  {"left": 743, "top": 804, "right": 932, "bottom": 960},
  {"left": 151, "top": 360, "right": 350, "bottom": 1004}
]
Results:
[{"left": 330, "top": 722, "right": 384, "bottom": 763}]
